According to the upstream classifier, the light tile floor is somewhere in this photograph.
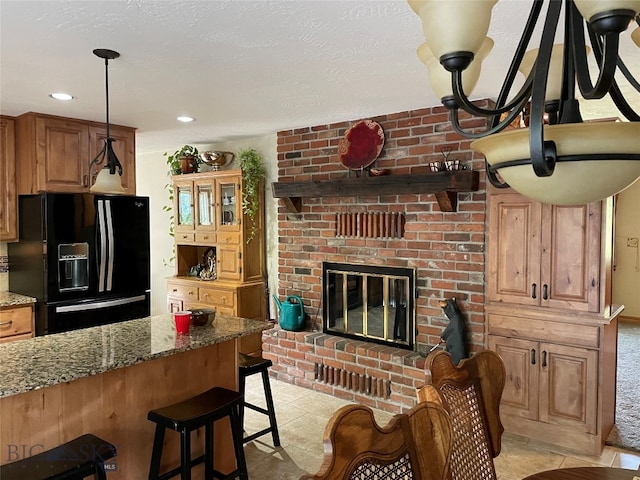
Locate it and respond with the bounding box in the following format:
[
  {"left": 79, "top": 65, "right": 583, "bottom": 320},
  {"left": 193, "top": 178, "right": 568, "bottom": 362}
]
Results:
[{"left": 242, "top": 375, "right": 640, "bottom": 480}]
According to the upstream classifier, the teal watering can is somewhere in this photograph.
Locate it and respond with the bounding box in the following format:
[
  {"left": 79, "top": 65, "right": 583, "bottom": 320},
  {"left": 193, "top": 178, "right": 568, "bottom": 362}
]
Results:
[{"left": 273, "top": 295, "right": 305, "bottom": 331}]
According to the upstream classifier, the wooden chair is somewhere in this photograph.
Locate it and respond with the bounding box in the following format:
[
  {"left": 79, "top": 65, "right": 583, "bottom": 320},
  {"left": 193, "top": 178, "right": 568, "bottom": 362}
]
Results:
[
  {"left": 301, "top": 401, "right": 453, "bottom": 480},
  {"left": 417, "top": 350, "right": 506, "bottom": 480}
]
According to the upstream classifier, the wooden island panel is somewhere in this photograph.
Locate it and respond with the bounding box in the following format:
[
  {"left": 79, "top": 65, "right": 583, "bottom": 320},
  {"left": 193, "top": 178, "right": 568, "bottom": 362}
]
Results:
[{"left": 1, "top": 340, "right": 237, "bottom": 479}]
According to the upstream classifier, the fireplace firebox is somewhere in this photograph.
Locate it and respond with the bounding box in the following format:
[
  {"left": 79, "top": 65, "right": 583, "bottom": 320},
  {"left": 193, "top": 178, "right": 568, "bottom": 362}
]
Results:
[{"left": 322, "top": 262, "right": 416, "bottom": 350}]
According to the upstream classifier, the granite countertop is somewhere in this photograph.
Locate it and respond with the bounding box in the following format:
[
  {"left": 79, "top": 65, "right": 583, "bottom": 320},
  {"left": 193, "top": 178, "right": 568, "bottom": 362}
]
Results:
[
  {"left": 0, "top": 291, "right": 37, "bottom": 308},
  {"left": 0, "top": 313, "right": 270, "bottom": 398}
]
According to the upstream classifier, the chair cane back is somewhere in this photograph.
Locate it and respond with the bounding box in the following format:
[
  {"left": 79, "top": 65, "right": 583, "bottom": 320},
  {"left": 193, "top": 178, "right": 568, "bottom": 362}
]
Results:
[
  {"left": 301, "top": 401, "right": 453, "bottom": 480},
  {"left": 417, "top": 350, "right": 506, "bottom": 480}
]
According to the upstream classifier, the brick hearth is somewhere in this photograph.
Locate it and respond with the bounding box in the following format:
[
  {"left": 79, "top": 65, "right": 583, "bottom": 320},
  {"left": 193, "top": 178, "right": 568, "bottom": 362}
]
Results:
[{"left": 264, "top": 103, "right": 490, "bottom": 412}]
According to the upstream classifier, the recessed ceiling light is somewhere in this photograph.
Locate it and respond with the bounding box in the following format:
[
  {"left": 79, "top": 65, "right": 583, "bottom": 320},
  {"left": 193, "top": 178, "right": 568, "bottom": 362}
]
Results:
[
  {"left": 177, "top": 116, "right": 195, "bottom": 123},
  {"left": 49, "top": 93, "right": 74, "bottom": 101}
]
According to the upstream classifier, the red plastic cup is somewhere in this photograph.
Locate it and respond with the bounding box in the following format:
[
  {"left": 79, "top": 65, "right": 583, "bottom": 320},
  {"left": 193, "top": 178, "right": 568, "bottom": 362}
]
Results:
[{"left": 174, "top": 311, "right": 191, "bottom": 335}]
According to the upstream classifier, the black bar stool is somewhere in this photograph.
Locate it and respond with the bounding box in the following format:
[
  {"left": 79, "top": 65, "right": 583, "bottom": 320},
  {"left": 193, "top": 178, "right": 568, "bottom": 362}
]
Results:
[
  {"left": 238, "top": 353, "right": 280, "bottom": 447},
  {"left": 0, "top": 433, "right": 116, "bottom": 480},
  {"left": 147, "top": 386, "right": 248, "bottom": 480}
]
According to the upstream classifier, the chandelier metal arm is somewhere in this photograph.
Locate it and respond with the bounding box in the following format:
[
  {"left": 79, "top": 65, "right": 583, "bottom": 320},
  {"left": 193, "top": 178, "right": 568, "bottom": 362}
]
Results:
[
  {"left": 607, "top": 79, "right": 640, "bottom": 121},
  {"left": 617, "top": 57, "right": 640, "bottom": 92},
  {"left": 571, "top": 9, "right": 621, "bottom": 101},
  {"left": 490, "top": 0, "right": 545, "bottom": 128},
  {"left": 452, "top": 70, "right": 534, "bottom": 118},
  {"left": 488, "top": 152, "right": 640, "bottom": 173},
  {"left": 450, "top": 95, "right": 530, "bottom": 139},
  {"left": 450, "top": 0, "right": 542, "bottom": 120},
  {"left": 586, "top": 21, "right": 640, "bottom": 121},
  {"left": 529, "top": 0, "right": 563, "bottom": 178}
]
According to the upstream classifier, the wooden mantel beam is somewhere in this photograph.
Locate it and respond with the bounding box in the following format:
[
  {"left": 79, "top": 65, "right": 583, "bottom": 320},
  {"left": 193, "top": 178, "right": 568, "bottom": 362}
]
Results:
[{"left": 271, "top": 170, "right": 480, "bottom": 213}]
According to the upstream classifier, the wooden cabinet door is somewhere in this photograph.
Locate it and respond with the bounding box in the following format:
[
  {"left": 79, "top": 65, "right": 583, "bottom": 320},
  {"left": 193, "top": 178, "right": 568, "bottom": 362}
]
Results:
[
  {"left": 540, "top": 203, "right": 601, "bottom": 312},
  {"left": 217, "top": 246, "right": 241, "bottom": 281},
  {"left": 89, "top": 125, "right": 136, "bottom": 194},
  {"left": 538, "top": 342, "right": 598, "bottom": 434},
  {"left": 173, "top": 179, "right": 195, "bottom": 235},
  {"left": 0, "top": 116, "right": 17, "bottom": 242},
  {"left": 194, "top": 178, "right": 216, "bottom": 234},
  {"left": 216, "top": 174, "right": 242, "bottom": 233},
  {"left": 487, "top": 193, "right": 541, "bottom": 305},
  {"left": 488, "top": 335, "right": 539, "bottom": 421},
  {"left": 35, "top": 116, "right": 89, "bottom": 192}
]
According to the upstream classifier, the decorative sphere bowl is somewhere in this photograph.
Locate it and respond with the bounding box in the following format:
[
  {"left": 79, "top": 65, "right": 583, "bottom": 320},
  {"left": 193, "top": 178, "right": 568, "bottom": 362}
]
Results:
[{"left": 200, "top": 151, "right": 235, "bottom": 170}]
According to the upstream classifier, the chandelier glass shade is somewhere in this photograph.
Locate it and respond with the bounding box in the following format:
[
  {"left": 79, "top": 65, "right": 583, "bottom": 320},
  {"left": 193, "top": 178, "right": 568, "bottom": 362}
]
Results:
[
  {"left": 409, "top": 0, "right": 640, "bottom": 205},
  {"left": 89, "top": 48, "right": 125, "bottom": 195}
]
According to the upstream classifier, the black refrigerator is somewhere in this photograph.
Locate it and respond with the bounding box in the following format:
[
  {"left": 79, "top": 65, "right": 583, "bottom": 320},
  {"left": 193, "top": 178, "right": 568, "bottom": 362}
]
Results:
[{"left": 9, "top": 193, "right": 151, "bottom": 336}]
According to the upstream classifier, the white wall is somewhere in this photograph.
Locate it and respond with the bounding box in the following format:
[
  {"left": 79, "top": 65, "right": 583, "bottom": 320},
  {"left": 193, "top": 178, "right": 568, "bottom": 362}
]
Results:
[
  {"left": 613, "top": 180, "right": 640, "bottom": 319},
  {"left": 135, "top": 135, "right": 278, "bottom": 317}
]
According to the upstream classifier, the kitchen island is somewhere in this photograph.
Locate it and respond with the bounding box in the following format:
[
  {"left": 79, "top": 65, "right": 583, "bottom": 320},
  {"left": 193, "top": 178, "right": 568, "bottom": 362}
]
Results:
[{"left": 0, "top": 313, "right": 270, "bottom": 478}]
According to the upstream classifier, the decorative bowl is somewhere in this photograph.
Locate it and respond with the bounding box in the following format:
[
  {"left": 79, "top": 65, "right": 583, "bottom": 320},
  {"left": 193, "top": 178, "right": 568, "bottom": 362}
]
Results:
[
  {"left": 188, "top": 308, "right": 216, "bottom": 327},
  {"left": 200, "top": 151, "right": 235, "bottom": 170}
]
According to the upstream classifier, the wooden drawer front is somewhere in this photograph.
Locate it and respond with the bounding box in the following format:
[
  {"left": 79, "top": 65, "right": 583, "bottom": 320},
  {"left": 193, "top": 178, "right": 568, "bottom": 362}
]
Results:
[
  {"left": 0, "top": 306, "right": 33, "bottom": 338},
  {"left": 195, "top": 232, "right": 216, "bottom": 244},
  {"left": 217, "top": 232, "right": 240, "bottom": 245},
  {"left": 216, "top": 306, "right": 235, "bottom": 316},
  {"left": 487, "top": 313, "right": 599, "bottom": 348},
  {"left": 199, "top": 288, "right": 236, "bottom": 309},
  {"left": 175, "top": 232, "right": 195, "bottom": 244},
  {"left": 167, "top": 283, "right": 198, "bottom": 300}
]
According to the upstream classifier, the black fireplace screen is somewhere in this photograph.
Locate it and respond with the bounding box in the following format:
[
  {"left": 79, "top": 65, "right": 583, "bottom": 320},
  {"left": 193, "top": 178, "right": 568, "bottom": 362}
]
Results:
[{"left": 323, "top": 262, "right": 416, "bottom": 350}]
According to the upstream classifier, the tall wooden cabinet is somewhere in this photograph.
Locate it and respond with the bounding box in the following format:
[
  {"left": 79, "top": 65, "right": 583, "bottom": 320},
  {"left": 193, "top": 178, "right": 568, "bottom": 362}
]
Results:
[
  {"left": 485, "top": 187, "right": 620, "bottom": 455},
  {"left": 166, "top": 170, "right": 266, "bottom": 354},
  {"left": 0, "top": 116, "right": 17, "bottom": 242},
  {"left": 15, "top": 112, "right": 136, "bottom": 195}
]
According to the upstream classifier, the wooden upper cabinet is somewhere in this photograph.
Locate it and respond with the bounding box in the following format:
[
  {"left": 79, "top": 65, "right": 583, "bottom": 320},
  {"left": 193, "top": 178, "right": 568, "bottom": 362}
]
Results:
[
  {"left": 541, "top": 203, "right": 601, "bottom": 311},
  {"left": 0, "top": 116, "right": 18, "bottom": 242},
  {"left": 15, "top": 112, "right": 136, "bottom": 194},
  {"left": 487, "top": 191, "right": 602, "bottom": 313},
  {"left": 16, "top": 114, "right": 89, "bottom": 193},
  {"left": 89, "top": 124, "right": 136, "bottom": 194},
  {"left": 487, "top": 193, "right": 541, "bottom": 306}
]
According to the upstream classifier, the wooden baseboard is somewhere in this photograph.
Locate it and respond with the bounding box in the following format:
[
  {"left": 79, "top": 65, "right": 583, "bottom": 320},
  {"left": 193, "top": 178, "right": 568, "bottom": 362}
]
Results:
[{"left": 619, "top": 315, "right": 640, "bottom": 324}]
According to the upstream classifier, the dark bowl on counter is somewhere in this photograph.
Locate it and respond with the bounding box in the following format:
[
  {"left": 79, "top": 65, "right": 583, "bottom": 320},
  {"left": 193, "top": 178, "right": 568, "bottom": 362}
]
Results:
[{"left": 188, "top": 308, "right": 216, "bottom": 327}]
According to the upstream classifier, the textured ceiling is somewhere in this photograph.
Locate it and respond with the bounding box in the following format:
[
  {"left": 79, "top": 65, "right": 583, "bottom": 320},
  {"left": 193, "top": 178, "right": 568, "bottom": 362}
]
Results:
[{"left": 0, "top": 0, "right": 638, "bottom": 155}]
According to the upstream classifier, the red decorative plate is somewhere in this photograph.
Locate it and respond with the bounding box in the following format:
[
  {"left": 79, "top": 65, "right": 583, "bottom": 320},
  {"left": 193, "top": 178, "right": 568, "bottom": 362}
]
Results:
[{"left": 338, "top": 120, "right": 385, "bottom": 169}]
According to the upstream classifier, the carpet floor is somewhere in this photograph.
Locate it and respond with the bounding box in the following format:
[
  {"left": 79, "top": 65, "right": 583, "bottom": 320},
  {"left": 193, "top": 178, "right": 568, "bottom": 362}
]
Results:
[{"left": 606, "top": 320, "right": 640, "bottom": 452}]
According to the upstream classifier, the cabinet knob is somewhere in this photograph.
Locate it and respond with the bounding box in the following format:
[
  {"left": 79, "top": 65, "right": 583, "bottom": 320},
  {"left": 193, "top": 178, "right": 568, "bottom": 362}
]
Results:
[
  {"left": 530, "top": 349, "right": 536, "bottom": 365},
  {"left": 531, "top": 283, "right": 537, "bottom": 299},
  {"left": 0, "top": 320, "right": 13, "bottom": 326},
  {"left": 541, "top": 350, "right": 547, "bottom": 368},
  {"left": 172, "top": 289, "right": 177, "bottom": 292},
  {"left": 542, "top": 284, "right": 548, "bottom": 300}
]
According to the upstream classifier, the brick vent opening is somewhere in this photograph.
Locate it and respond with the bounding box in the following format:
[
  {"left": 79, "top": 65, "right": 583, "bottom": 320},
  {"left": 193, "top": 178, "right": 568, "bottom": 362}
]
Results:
[{"left": 314, "top": 362, "right": 392, "bottom": 399}]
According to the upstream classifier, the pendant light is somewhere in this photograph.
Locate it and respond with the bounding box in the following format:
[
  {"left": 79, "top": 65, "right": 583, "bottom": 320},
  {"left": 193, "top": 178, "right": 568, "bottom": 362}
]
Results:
[
  {"left": 89, "top": 48, "right": 125, "bottom": 194},
  {"left": 408, "top": 0, "right": 640, "bottom": 206}
]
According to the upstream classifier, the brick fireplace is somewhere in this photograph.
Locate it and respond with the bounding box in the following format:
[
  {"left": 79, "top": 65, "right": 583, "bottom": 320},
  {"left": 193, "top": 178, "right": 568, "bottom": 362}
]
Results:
[{"left": 264, "top": 103, "right": 489, "bottom": 412}]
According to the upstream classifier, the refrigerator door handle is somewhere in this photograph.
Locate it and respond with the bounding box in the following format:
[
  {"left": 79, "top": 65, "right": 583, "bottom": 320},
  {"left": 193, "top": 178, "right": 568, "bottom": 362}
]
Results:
[
  {"left": 97, "top": 199, "right": 107, "bottom": 292},
  {"left": 55, "top": 295, "right": 147, "bottom": 313},
  {"left": 105, "top": 199, "right": 114, "bottom": 292}
]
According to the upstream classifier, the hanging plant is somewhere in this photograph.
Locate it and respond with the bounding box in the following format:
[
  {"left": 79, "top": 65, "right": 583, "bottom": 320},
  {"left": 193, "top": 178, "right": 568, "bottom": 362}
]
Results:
[
  {"left": 238, "top": 148, "right": 265, "bottom": 243},
  {"left": 162, "top": 181, "right": 176, "bottom": 267}
]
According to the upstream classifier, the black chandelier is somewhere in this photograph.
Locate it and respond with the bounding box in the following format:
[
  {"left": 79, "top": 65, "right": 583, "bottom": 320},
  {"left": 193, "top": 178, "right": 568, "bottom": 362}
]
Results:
[
  {"left": 409, "top": 0, "right": 640, "bottom": 205},
  {"left": 89, "top": 48, "right": 125, "bottom": 194}
]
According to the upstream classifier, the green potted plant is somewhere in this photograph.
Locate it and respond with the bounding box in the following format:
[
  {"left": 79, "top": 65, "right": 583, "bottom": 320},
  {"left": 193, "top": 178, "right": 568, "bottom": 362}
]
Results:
[
  {"left": 238, "top": 148, "right": 266, "bottom": 243},
  {"left": 165, "top": 145, "right": 200, "bottom": 175}
]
